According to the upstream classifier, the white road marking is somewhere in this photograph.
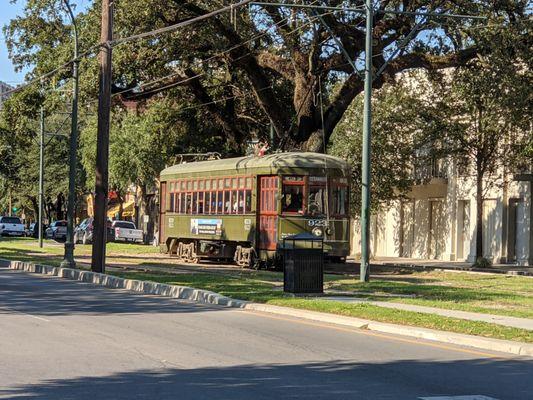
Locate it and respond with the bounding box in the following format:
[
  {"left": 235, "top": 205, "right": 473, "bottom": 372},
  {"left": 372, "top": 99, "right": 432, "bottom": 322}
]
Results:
[
  {"left": 419, "top": 396, "right": 500, "bottom": 400},
  {"left": 0, "top": 306, "right": 51, "bottom": 322}
]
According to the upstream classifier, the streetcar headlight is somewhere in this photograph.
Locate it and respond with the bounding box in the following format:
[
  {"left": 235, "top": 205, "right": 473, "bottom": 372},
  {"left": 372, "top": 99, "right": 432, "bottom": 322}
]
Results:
[{"left": 312, "top": 227, "right": 323, "bottom": 237}]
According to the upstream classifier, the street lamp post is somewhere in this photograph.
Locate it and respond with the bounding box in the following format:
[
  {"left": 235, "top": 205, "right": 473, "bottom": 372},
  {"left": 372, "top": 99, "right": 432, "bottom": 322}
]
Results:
[{"left": 61, "top": 0, "right": 79, "bottom": 268}]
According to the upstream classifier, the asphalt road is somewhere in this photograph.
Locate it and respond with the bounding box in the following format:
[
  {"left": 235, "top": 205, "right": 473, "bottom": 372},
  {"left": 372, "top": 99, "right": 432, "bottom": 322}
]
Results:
[{"left": 0, "top": 266, "right": 532, "bottom": 400}]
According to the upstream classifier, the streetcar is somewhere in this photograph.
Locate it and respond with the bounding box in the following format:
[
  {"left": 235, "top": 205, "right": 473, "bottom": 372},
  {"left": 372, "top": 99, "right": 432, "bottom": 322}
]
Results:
[{"left": 159, "top": 152, "right": 350, "bottom": 267}]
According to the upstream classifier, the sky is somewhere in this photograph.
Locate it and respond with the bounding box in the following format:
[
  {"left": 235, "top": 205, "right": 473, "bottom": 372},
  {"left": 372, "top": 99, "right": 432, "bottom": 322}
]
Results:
[
  {"left": 0, "top": 0, "right": 27, "bottom": 85},
  {"left": 0, "top": 0, "right": 90, "bottom": 86}
]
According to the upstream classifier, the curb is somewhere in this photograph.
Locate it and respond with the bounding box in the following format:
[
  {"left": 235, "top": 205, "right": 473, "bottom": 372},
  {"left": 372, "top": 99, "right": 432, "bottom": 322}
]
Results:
[
  {"left": 4, "top": 258, "right": 533, "bottom": 358},
  {"left": 5, "top": 259, "right": 246, "bottom": 308}
]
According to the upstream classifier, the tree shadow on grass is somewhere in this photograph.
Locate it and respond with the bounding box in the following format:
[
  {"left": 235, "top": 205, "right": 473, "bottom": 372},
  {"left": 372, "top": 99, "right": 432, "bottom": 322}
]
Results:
[{"left": 1, "top": 358, "right": 532, "bottom": 400}]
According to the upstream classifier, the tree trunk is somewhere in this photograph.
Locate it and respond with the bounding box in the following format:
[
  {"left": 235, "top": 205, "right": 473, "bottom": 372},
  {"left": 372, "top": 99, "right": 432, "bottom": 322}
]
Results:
[{"left": 475, "top": 159, "right": 484, "bottom": 260}]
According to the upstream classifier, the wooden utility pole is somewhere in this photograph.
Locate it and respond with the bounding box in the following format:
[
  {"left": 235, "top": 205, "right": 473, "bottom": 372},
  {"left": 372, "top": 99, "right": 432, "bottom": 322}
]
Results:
[{"left": 91, "top": 0, "right": 113, "bottom": 273}]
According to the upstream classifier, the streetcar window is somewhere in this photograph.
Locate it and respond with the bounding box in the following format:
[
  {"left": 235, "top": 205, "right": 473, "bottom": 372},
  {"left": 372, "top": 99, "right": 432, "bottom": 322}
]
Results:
[
  {"left": 185, "top": 193, "right": 192, "bottom": 214},
  {"left": 179, "top": 193, "right": 185, "bottom": 214},
  {"left": 206, "top": 180, "right": 211, "bottom": 190},
  {"left": 308, "top": 185, "right": 326, "bottom": 216},
  {"left": 192, "top": 192, "right": 198, "bottom": 214},
  {"left": 225, "top": 178, "right": 231, "bottom": 189},
  {"left": 168, "top": 193, "right": 175, "bottom": 212},
  {"left": 217, "top": 192, "right": 223, "bottom": 213},
  {"left": 232, "top": 190, "right": 238, "bottom": 214},
  {"left": 282, "top": 185, "right": 304, "bottom": 214},
  {"left": 246, "top": 177, "right": 252, "bottom": 189},
  {"left": 199, "top": 180, "right": 205, "bottom": 190},
  {"left": 210, "top": 192, "right": 216, "bottom": 214},
  {"left": 282, "top": 176, "right": 304, "bottom": 214},
  {"left": 224, "top": 191, "right": 231, "bottom": 214},
  {"left": 331, "top": 179, "right": 349, "bottom": 216},
  {"left": 198, "top": 192, "right": 204, "bottom": 214},
  {"left": 245, "top": 190, "right": 252, "bottom": 213},
  {"left": 237, "top": 191, "right": 244, "bottom": 214},
  {"left": 204, "top": 192, "right": 210, "bottom": 214}
]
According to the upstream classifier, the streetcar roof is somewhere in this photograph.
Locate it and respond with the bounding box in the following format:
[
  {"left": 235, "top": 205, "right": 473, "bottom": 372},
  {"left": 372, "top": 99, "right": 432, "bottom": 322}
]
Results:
[{"left": 160, "top": 152, "right": 349, "bottom": 178}]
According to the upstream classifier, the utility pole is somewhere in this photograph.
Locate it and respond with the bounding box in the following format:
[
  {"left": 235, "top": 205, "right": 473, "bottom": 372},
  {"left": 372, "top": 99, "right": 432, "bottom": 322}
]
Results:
[
  {"left": 38, "top": 106, "right": 45, "bottom": 248},
  {"left": 91, "top": 0, "right": 113, "bottom": 273},
  {"left": 62, "top": 0, "right": 79, "bottom": 268},
  {"left": 360, "top": 0, "right": 373, "bottom": 283}
]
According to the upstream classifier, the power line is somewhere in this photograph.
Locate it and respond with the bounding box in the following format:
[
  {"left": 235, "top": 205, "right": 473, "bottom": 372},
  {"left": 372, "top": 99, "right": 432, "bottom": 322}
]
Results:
[
  {"left": 0, "top": 45, "right": 100, "bottom": 99},
  {"left": 110, "top": 0, "right": 254, "bottom": 47}
]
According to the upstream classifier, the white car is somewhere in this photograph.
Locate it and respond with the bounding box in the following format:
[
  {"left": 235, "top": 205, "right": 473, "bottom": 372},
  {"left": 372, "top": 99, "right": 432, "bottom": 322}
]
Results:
[
  {"left": 0, "top": 216, "right": 25, "bottom": 237},
  {"left": 111, "top": 220, "right": 143, "bottom": 243}
]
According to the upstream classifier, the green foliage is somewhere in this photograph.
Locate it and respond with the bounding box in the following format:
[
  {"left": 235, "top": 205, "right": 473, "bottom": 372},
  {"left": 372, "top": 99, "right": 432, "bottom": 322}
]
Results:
[
  {"left": 330, "top": 78, "right": 434, "bottom": 211},
  {"left": 79, "top": 98, "right": 215, "bottom": 195}
]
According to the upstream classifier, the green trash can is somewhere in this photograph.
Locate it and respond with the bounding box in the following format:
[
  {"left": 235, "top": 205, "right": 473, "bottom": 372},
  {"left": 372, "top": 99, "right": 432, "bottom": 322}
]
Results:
[{"left": 283, "top": 233, "right": 324, "bottom": 294}]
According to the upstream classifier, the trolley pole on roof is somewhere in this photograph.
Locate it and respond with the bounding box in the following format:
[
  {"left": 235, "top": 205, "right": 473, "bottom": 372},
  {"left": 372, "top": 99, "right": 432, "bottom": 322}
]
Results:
[
  {"left": 360, "top": 0, "right": 372, "bottom": 282},
  {"left": 91, "top": 0, "right": 114, "bottom": 273}
]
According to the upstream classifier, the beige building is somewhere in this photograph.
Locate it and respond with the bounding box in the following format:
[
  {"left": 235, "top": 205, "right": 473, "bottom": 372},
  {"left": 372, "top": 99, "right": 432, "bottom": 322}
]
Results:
[{"left": 352, "top": 160, "right": 532, "bottom": 266}]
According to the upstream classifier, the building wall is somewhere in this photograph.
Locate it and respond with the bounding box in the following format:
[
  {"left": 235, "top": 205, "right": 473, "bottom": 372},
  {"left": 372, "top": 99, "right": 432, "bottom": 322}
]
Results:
[{"left": 351, "top": 167, "right": 532, "bottom": 266}]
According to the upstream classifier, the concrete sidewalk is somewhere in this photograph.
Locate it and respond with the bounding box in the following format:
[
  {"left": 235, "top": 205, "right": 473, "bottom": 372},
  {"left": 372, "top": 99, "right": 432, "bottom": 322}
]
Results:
[
  {"left": 325, "top": 297, "right": 533, "bottom": 331},
  {"left": 340, "top": 256, "right": 533, "bottom": 276}
]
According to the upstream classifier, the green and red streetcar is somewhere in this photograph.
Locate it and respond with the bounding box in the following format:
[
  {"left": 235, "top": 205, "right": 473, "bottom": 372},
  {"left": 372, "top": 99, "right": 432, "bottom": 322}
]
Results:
[{"left": 159, "top": 152, "right": 350, "bottom": 267}]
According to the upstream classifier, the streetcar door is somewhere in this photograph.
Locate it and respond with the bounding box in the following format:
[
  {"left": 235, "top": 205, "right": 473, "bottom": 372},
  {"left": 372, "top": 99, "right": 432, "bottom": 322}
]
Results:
[{"left": 258, "top": 176, "right": 278, "bottom": 251}]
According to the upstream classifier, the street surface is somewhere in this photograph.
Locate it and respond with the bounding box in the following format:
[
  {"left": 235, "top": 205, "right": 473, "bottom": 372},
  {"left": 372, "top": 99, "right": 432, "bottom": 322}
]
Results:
[{"left": 0, "top": 265, "right": 532, "bottom": 400}]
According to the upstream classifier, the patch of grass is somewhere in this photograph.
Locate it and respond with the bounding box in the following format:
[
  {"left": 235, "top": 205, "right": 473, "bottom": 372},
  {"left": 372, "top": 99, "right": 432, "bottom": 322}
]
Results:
[
  {"left": 326, "top": 272, "right": 533, "bottom": 319},
  {"left": 113, "top": 270, "right": 533, "bottom": 343}
]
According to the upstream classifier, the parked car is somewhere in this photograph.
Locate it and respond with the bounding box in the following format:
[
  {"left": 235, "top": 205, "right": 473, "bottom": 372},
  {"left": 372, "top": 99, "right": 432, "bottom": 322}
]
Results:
[
  {"left": 45, "top": 220, "right": 68, "bottom": 241},
  {"left": 0, "top": 216, "right": 25, "bottom": 237},
  {"left": 74, "top": 217, "right": 114, "bottom": 244},
  {"left": 111, "top": 220, "right": 143, "bottom": 243}
]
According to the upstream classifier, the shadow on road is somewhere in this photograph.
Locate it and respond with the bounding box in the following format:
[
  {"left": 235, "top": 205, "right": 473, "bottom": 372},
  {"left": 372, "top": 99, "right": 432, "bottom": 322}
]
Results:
[
  {"left": 1, "top": 358, "right": 532, "bottom": 400},
  {"left": 0, "top": 267, "right": 225, "bottom": 316}
]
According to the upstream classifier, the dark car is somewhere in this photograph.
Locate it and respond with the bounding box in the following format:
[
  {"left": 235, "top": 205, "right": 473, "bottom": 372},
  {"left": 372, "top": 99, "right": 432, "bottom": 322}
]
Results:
[
  {"left": 27, "top": 222, "right": 47, "bottom": 238},
  {"left": 74, "top": 217, "right": 114, "bottom": 244}
]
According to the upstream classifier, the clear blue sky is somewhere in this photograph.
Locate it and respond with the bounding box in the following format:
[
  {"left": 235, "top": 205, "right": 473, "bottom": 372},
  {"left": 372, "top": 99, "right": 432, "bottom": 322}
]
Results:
[{"left": 0, "top": 0, "right": 27, "bottom": 84}]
